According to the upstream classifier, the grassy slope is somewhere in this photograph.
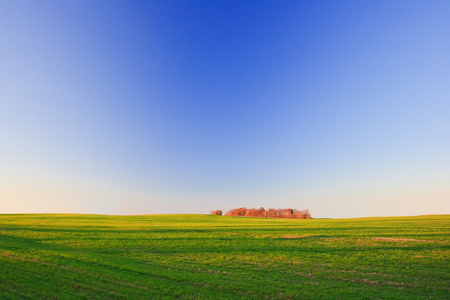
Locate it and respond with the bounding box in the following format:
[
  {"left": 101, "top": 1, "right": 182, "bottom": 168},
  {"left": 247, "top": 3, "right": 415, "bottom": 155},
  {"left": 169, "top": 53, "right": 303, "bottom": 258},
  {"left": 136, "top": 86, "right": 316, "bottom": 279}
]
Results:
[{"left": 0, "top": 214, "right": 448, "bottom": 299}]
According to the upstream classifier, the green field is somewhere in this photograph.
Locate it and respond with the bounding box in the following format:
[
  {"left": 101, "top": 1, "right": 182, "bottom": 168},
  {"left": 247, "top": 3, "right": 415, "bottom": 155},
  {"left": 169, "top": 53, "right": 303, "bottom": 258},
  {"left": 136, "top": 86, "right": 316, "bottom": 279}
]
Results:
[{"left": 0, "top": 214, "right": 448, "bottom": 299}]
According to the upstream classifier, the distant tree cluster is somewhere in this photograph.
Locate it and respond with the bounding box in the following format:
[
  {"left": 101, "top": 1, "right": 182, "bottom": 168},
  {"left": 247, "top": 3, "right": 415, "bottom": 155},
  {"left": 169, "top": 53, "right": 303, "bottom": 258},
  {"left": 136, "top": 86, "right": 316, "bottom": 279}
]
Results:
[
  {"left": 215, "top": 207, "right": 311, "bottom": 219},
  {"left": 209, "top": 210, "right": 223, "bottom": 215}
]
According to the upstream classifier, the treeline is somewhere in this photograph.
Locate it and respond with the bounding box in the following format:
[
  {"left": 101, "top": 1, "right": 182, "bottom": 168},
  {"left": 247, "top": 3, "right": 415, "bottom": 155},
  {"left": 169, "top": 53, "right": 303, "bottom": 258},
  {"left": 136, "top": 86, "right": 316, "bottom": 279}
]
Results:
[{"left": 210, "top": 207, "right": 311, "bottom": 219}]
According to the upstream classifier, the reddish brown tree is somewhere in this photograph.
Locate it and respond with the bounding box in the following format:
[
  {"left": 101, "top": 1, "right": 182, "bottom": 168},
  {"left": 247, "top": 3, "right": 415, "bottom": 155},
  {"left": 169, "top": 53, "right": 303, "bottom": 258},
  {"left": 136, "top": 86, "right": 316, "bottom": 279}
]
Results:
[
  {"left": 210, "top": 210, "right": 223, "bottom": 216},
  {"left": 225, "top": 207, "right": 247, "bottom": 216},
  {"left": 265, "top": 208, "right": 277, "bottom": 218},
  {"left": 224, "top": 207, "right": 311, "bottom": 219},
  {"left": 303, "top": 209, "right": 312, "bottom": 219},
  {"left": 245, "top": 207, "right": 266, "bottom": 217},
  {"left": 257, "top": 207, "right": 267, "bottom": 217}
]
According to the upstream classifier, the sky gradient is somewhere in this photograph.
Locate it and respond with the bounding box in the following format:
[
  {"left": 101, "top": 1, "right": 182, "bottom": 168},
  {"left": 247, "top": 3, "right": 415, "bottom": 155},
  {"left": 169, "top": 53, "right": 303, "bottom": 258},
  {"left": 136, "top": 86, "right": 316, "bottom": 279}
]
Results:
[{"left": 1, "top": 0, "right": 449, "bottom": 218}]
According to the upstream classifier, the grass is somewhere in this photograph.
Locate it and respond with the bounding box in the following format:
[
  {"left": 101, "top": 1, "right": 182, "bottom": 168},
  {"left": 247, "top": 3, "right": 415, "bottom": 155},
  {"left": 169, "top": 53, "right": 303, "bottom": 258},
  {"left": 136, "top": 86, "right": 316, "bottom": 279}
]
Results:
[{"left": 0, "top": 214, "right": 448, "bottom": 299}]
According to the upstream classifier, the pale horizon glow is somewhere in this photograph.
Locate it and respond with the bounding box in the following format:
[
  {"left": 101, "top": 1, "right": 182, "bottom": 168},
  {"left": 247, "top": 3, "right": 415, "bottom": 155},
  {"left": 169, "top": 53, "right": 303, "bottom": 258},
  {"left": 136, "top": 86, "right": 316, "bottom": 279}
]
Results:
[{"left": 1, "top": 0, "right": 449, "bottom": 218}]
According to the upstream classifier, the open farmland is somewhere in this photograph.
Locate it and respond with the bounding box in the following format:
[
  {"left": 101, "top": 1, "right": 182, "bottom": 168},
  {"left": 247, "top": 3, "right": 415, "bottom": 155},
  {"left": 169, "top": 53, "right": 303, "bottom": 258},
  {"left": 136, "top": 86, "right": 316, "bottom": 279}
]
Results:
[{"left": 0, "top": 214, "right": 448, "bottom": 299}]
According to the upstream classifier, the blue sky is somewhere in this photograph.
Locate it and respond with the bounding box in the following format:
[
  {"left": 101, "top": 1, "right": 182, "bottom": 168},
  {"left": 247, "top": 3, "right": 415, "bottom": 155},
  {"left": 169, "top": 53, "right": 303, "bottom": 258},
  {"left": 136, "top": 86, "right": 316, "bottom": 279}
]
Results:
[{"left": 1, "top": 0, "right": 449, "bottom": 217}]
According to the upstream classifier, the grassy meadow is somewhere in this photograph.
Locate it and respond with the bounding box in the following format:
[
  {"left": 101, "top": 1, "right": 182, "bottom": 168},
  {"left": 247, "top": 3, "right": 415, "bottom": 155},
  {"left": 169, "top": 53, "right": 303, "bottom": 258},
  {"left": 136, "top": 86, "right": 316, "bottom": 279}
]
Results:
[{"left": 0, "top": 214, "right": 448, "bottom": 299}]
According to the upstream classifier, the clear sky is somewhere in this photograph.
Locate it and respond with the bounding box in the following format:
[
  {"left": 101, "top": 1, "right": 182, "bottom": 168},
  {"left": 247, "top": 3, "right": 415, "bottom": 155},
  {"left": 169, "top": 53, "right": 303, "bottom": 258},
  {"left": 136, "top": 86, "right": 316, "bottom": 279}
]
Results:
[{"left": 1, "top": 0, "right": 449, "bottom": 218}]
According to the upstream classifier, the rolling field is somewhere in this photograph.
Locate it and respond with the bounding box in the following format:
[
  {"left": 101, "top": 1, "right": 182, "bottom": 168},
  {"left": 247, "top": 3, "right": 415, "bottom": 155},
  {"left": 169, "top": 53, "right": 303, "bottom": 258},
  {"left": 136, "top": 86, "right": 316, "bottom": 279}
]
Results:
[{"left": 0, "top": 214, "right": 449, "bottom": 299}]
